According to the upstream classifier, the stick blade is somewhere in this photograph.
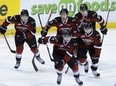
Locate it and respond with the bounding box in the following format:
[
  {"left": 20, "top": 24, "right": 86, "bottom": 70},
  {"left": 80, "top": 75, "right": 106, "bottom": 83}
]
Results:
[
  {"left": 11, "top": 50, "right": 16, "bottom": 53},
  {"left": 32, "top": 56, "right": 38, "bottom": 71}
]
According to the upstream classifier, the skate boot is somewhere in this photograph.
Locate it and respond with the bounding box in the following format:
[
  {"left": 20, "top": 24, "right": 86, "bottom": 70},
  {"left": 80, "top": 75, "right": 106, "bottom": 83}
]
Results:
[
  {"left": 57, "top": 73, "right": 62, "bottom": 85},
  {"left": 74, "top": 75, "right": 83, "bottom": 85},
  {"left": 36, "top": 55, "right": 45, "bottom": 64},
  {"left": 14, "top": 61, "right": 20, "bottom": 69},
  {"left": 92, "top": 70, "right": 100, "bottom": 77},
  {"left": 84, "top": 61, "right": 89, "bottom": 73},
  {"left": 91, "top": 66, "right": 100, "bottom": 77}
]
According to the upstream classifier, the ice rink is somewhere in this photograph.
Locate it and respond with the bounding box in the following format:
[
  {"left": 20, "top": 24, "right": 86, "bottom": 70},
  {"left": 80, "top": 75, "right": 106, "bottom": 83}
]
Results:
[{"left": 0, "top": 29, "right": 116, "bottom": 86}]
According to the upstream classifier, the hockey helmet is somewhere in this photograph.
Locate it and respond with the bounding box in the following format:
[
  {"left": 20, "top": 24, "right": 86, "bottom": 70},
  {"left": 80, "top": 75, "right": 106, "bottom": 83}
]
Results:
[
  {"left": 62, "top": 29, "right": 72, "bottom": 42},
  {"left": 83, "top": 22, "right": 93, "bottom": 34},
  {"left": 20, "top": 9, "right": 29, "bottom": 23},
  {"left": 80, "top": 4, "right": 88, "bottom": 16},
  {"left": 60, "top": 8, "right": 68, "bottom": 15},
  {"left": 21, "top": 9, "right": 29, "bottom": 16},
  {"left": 80, "top": 4, "right": 88, "bottom": 11},
  {"left": 84, "top": 22, "right": 92, "bottom": 28}
]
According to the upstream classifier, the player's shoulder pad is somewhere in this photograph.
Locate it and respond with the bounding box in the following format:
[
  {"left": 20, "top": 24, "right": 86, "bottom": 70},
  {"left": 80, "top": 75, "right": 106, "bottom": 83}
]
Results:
[
  {"left": 68, "top": 17, "right": 76, "bottom": 22},
  {"left": 48, "top": 17, "right": 58, "bottom": 25},
  {"left": 93, "top": 30, "right": 101, "bottom": 37},
  {"left": 70, "top": 37, "right": 78, "bottom": 44},
  {"left": 28, "top": 17, "right": 35, "bottom": 24},
  {"left": 88, "top": 10, "right": 97, "bottom": 18},
  {"left": 9, "top": 15, "right": 20, "bottom": 21},
  {"left": 74, "top": 12, "right": 82, "bottom": 19},
  {"left": 49, "top": 17, "right": 61, "bottom": 24},
  {"left": 6, "top": 15, "right": 20, "bottom": 22},
  {"left": 78, "top": 27, "right": 85, "bottom": 33},
  {"left": 54, "top": 17, "right": 61, "bottom": 21}
]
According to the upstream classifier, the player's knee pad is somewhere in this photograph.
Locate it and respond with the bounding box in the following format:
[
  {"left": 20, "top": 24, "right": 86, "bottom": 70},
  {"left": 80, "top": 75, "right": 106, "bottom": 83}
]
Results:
[
  {"left": 67, "top": 58, "right": 77, "bottom": 69},
  {"left": 91, "top": 65, "right": 98, "bottom": 71},
  {"left": 31, "top": 47, "right": 38, "bottom": 53},
  {"left": 92, "top": 57, "right": 99, "bottom": 64},
  {"left": 27, "top": 37, "right": 37, "bottom": 48},
  {"left": 54, "top": 60, "right": 63, "bottom": 69},
  {"left": 16, "top": 45, "right": 23, "bottom": 53},
  {"left": 78, "top": 57, "right": 87, "bottom": 64}
]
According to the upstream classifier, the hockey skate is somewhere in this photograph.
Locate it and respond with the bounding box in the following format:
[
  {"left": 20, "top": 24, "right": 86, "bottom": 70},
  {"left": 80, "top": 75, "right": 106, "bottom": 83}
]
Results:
[
  {"left": 74, "top": 75, "right": 83, "bottom": 85},
  {"left": 57, "top": 73, "right": 62, "bottom": 85},
  {"left": 84, "top": 61, "right": 89, "bottom": 73},
  {"left": 91, "top": 66, "right": 100, "bottom": 77},
  {"left": 36, "top": 55, "right": 45, "bottom": 64},
  {"left": 14, "top": 61, "right": 20, "bottom": 69},
  {"left": 92, "top": 70, "right": 100, "bottom": 77}
]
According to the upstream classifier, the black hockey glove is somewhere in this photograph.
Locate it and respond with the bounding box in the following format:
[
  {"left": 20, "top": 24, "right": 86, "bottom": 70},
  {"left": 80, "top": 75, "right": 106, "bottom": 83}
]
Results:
[
  {"left": 41, "top": 29, "right": 47, "bottom": 37},
  {"left": 0, "top": 25, "right": 7, "bottom": 34},
  {"left": 100, "top": 26, "right": 108, "bottom": 35},
  {"left": 38, "top": 37, "right": 46, "bottom": 44}
]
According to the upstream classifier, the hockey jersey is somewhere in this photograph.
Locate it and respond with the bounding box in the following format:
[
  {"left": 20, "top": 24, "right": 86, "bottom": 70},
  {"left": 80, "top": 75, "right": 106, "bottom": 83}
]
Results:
[{"left": 2, "top": 15, "right": 36, "bottom": 39}]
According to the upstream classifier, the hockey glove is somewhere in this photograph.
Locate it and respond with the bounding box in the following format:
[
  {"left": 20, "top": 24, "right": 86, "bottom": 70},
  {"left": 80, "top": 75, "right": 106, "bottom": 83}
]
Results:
[
  {"left": 0, "top": 25, "right": 7, "bottom": 34},
  {"left": 38, "top": 37, "right": 46, "bottom": 44},
  {"left": 100, "top": 26, "right": 108, "bottom": 35},
  {"left": 41, "top": 29, "right": 47, "bottom": 37}
]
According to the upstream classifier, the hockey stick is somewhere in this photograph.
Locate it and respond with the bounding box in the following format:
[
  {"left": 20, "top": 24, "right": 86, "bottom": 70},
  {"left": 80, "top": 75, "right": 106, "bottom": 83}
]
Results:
[
  {"left": 65, "top": 3, "right": 111, "bottom": 74},
  {"left": 65, "top": 66, "right": 69, "bottom": 74},
  {"left": 32, "top": 11, "right": 53, "bottom": 71},
  {"left": 3, "top": 34, "right": 16, "bottom": 53},
  {"left": 101, "top": 5, "right": 110, "bottom": 45},
  {"left": 38, "top": 11, "right": 54, "bottom": 62},
  {"left": 32, "top": 45, "right": 39, "bottom": 71}
]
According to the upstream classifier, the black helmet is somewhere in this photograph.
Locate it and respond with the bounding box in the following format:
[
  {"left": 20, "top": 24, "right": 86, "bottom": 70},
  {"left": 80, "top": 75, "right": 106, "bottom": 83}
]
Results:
[
  {"left": 83, "top": 22, "right": 93, "bottom": 34},
  {"left": 60, "top": 8, "right": 68, "bottom": 15},
  {"left": 80, "top": 4, "right": 88, "bottom": 11},
  {"left": 84, "top": 22, "right": 92, "bottom": 29},
  {"left": 62, "top": 29, "right": 71, "bottom": 37},
  {"left": 21, "top": 9, "right": 29, "bottom": 16},
  {"left": 62, "top": 29, "right": 71, "bottom": 41}
]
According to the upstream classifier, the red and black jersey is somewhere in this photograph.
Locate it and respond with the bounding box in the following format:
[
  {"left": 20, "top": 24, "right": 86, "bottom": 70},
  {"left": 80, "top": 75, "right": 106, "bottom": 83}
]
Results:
[
  {"left": 74, "top": 28, "right": 102, "bottom": 57},
  {"left": 45, "top": 16, "right": 77, "bottom": 35},
  {"left": 44, "top": 36, "right": 78, "bottom": 57},
  {"left": 74, "top": 28, "right": 101, "bottom": 48},
  {"left": 74, "top": 10, "right": 105, "bottom": 29},
  {"left": 2, "top": 15, "right": 36, "bottom": 39}
]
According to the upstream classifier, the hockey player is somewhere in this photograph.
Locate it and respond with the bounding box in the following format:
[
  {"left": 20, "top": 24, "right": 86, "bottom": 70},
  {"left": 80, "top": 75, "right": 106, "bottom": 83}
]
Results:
[
  {"left": 74, "top": 3, "right": 108, "bottom": 35},
  {"left": 0, "top": 9, "right": 45, "bottom": 69},
  {"left": 74, "top": 22, "right": 102, "bottom": 77},
  {"left": 38, "top": 29, "right": 83, "bottom": 85},
  {"left": 41, "top": 8, "right": 77, "bottom": 37}
]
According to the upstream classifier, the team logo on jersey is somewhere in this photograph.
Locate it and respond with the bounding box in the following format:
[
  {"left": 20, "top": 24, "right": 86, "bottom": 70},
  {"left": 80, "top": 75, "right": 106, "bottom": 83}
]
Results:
[
  {"left": 16, "top": 26, "right": 28, "bottom": 32},
  {"left": 82, "top": 38, "right": 93, "bottom": 45}
]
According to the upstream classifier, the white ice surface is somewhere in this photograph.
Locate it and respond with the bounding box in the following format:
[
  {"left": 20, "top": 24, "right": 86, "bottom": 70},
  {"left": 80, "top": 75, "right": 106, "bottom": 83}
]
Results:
[{"left": 0, "top": 29, "right": 116, "bottom": 86}]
